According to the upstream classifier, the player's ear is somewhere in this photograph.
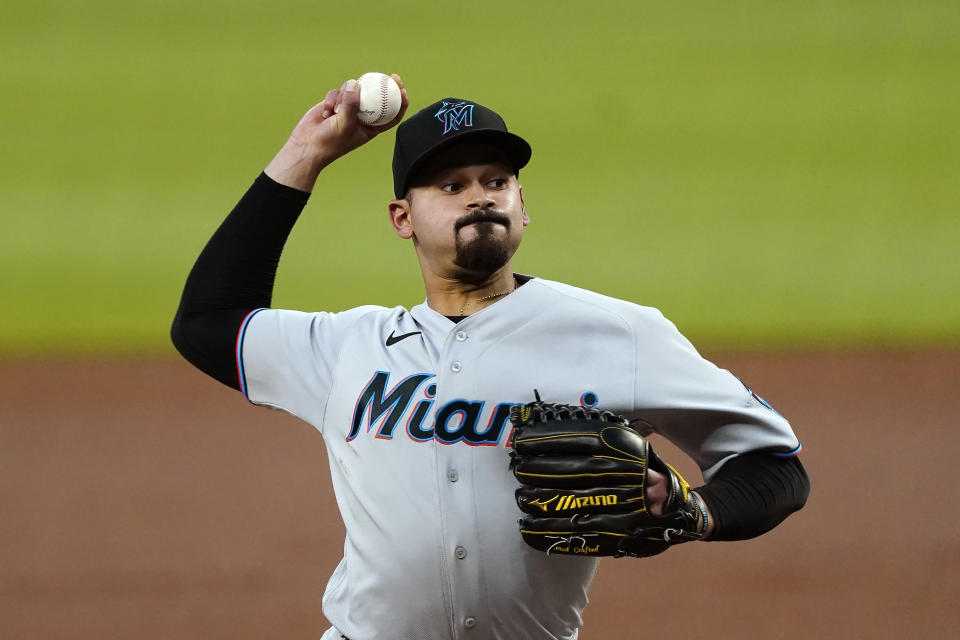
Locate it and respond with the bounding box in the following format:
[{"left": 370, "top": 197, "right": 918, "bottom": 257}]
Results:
[
  {"left": 519, "top": 184, "right": 529, "bottom": 227},
  {"left": 388, "top": 197, "right": 414, "bottom": 239}
]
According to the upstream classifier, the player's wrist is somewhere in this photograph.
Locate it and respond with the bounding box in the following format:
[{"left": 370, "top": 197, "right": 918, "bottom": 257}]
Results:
[
  {"left": 691, "top": 491, "right": 714, "bottom": 540},
  {"left": 264, "top": 140, "right": 333, "bottom": 192}
]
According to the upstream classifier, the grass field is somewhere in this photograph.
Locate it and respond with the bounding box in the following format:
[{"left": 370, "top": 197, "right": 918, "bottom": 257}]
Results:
[{"left": 2, "top": 1, "right": 957, "bottom": 354}]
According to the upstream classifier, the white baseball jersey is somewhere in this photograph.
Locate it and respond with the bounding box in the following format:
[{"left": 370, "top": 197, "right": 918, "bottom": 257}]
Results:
[{"left": 239, "top": 277, "right": 801, "bottom": 640}]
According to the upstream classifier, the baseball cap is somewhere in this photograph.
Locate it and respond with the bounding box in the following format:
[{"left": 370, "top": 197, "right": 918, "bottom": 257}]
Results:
[{"left": 392, "top": 98, "right": 532, "bottom": 198}]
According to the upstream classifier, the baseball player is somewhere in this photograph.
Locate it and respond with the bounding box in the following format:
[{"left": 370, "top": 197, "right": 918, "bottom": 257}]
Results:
[{"left": 172, "top": 75, "right": 809, "bottom": 640}]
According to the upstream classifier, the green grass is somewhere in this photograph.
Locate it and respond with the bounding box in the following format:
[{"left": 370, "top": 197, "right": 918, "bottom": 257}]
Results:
[{"left": 1, "top": 0, "right": 957, "bottom": 355}]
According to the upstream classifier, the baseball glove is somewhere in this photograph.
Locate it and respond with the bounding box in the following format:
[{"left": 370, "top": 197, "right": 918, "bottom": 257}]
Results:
[{"left": 508, "top": 396, "right": 705, "bottom": 558}]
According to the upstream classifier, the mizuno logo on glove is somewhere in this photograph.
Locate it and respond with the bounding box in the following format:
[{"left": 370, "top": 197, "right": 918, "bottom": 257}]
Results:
[{"left": 527, "top": 494, "right": 620, "bottom": 512}]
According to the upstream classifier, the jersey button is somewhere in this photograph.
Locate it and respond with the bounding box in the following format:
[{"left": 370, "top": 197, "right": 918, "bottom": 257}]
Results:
[
  {"left": 455, "top": 546, "right": 467, "bottom": 559},
  {"left": 451, "top": 361, "right": 462, "bottom": 373},
  {"left": 447, "top": 469, "right": 459, "bottom": 482},
  {"left": 464, "top": 617, "right": 477, "bottom": 629},
  {"left": 455, "top": 330, "right": 467, "bottom": 342}
]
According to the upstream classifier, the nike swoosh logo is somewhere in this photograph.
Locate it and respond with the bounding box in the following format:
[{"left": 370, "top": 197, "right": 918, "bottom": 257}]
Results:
[{"left": 385, "top": 330, "right": 422, "bottom": 347}]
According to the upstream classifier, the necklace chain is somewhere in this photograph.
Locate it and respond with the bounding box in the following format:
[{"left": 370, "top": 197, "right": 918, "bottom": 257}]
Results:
[{"left": 458, "top": 286, "right": 515, "bottom": 315}]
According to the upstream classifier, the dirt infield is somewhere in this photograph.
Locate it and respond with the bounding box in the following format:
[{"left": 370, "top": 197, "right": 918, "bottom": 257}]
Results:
[{"left": 2, "top": 350, "right": 957, "bottom": 639}]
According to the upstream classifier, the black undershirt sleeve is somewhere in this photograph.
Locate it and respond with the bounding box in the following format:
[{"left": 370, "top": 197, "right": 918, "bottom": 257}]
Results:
[
  {"left": 170, "top": 173, "right": 310, "bottom": 389},
  {"left": 695, "top": 453, "right": 810, "bottom": 541}
]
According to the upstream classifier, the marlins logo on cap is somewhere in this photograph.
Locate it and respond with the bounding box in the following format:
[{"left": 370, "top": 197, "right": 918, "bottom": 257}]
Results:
[
  {"left": 392, "top": 97, "right": 532, "bottom": 198},
  {"left": 435, "top": 101, "right": 475, "bottom": 134}
]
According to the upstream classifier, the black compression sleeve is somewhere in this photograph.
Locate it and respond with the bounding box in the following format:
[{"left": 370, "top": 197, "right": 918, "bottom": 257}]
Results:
[
  {"left": 170, "top": 173, "right": 310, "bottom": 389},
  {"left": 695, "top": 453, "right": 809, "bottom": 541}
]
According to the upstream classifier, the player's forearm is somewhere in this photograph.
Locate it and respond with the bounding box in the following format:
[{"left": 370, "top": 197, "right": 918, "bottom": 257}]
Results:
[
  {"left": 170, "top": 173, "right": 310, "bottom": 387},
  {"left": 174, "top": 173, "right": 308, "bottom": 314},
  {"left": 694, "top": 453, "right": 809, "bottom": 541}
]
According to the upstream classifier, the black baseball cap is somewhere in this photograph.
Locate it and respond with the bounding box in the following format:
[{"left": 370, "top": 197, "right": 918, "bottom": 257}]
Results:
[{"left": 392, "top": 98, "right": 532, "bottom": 198}]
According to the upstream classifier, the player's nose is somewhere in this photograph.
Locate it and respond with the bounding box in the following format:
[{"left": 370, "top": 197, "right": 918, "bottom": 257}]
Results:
[{"left": 464, "top": 181, "right": 495, "bottom": 209}]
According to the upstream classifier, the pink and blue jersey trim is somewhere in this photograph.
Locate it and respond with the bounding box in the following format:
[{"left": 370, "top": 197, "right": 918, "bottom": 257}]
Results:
[
  {"left": 772, "top": 443, "right": 803, "bottom": 457},
  {"left": 236, "top": 308, "right": 267, "bottom": 399}
]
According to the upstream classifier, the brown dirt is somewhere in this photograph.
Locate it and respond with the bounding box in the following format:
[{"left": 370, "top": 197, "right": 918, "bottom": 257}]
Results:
[{"left": 1, "top": 350, "right": 958, "bottom": 639}]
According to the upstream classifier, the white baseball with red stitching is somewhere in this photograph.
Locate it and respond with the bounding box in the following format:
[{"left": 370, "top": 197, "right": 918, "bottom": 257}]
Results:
[{"left": 357, "top": 72, "right": 401, "bottom": 126}]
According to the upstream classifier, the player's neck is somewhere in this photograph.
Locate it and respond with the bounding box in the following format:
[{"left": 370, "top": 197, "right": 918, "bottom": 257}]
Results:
[{"left": 423, "top": 266, "right": 517, "bottom": 317}]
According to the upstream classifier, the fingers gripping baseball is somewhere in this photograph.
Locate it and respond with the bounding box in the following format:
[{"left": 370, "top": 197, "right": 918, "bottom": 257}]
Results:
[
  {"left": 294, "top": 75, "right": 407, "bottom": 160},
  {"left": 508, "top": 399, "right": 704, "bottom": 558},
  {"left": 266, "top": 74, "right": 409, "bottom": 190}
]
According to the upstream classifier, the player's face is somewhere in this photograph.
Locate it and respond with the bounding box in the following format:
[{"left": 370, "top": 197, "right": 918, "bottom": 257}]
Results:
[{"left": 389, "top": 143, "right": 529, "bottom": 283}]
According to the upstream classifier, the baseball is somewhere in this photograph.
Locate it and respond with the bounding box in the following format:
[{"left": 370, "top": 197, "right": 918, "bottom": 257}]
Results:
[{"left": 357, "top": 72, "right": 402, "bottom": 126}]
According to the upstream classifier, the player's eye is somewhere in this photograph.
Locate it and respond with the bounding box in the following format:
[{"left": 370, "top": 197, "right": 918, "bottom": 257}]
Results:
[
  {"left": 441, "top": 183, "right": 462, "bottom": 193},
  {"left": 488, "top": 177, "right": 508, "bottom": 189}
]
